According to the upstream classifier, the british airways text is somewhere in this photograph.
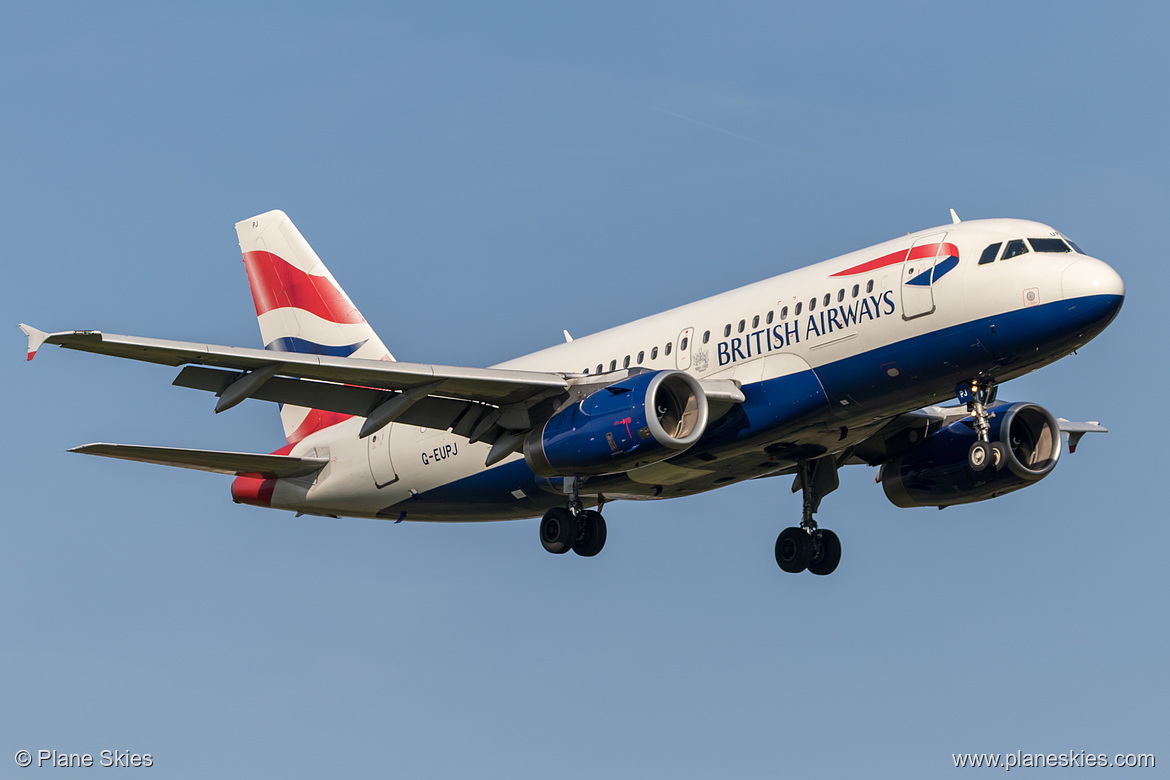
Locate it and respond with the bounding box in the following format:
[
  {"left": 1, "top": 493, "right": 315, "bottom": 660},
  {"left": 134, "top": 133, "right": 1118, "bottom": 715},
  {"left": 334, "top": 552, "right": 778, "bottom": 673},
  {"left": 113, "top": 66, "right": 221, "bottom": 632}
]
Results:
[{"left": 717, "top": 290, "right": 896, "bottom": 367}]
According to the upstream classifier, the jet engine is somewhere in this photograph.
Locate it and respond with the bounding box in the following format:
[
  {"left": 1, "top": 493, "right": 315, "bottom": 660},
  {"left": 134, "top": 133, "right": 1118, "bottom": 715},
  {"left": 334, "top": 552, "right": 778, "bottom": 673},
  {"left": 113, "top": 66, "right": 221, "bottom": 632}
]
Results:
[
  {"left": 879, "top": 402, "right": 1063, "bottom": 508},
  {"left": 524, "top": 370, "right": 709, "bottom": 477}
]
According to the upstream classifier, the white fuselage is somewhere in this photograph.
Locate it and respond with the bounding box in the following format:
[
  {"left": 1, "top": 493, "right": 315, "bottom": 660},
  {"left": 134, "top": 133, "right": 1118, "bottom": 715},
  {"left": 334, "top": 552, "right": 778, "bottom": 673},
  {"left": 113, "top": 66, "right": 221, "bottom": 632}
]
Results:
[{"left": 265, "top": 218, "right": 1123, "bottom": 521}]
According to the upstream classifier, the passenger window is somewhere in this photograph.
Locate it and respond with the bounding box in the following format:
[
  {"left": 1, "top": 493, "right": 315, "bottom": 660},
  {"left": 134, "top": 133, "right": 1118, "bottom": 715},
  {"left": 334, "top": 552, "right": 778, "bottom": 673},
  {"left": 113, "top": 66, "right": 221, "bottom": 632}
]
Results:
[
  {"left": 702, "top": 330, "right": 710, "bottom": 344},
  {"left": 837, "top": 289, "right": 844, "bottom": 302},
  {"left": 665, "top": 342, "right": 672, "bottom": 356},
  {"left": 823, "top": 293, "right": 831, "bottom": 307},
  {"left": 795, "top": 302, "right": 803, "bottom": 316},
  {"left": 866, "top": 280, "right": 874, "bottom": 293},
  {"left": 1002, "top": 239, "right": 1029, "bottom": 260},
  {"left": 752, "top": 315, "right": 759, "bottom": 328},
  {"left": 1028, "top": 238, "right": 1072, "bottom": 253},
  {"left": 851, "top": 284, "right": 859, "bottom": 298},
  {"left": 809, "top": 297, "right": 816, "bottom": 312},
  {"left": 596, "top": 364, "right": 603, "bottom": 374},
  {"left": 766, "top": 311, "right": 774, "bottom": 325},
  {"left": 680, "top": 337, "right": 689, "bottom": 351},
  {"left": 609, "top": 360, "right": 616, "bottom": 371},
  {"left": 651, "top": 347, "right": 658, "bottom": 360},
  {"left": 738, "top": 319, "right": 745, "bottom": 333},
  {"left": 781, "top": 306, "right": 788, "bottom": 319},
  {"left": 623, "top": 355, "right": 630, "bottom": 368},
  {"left": 637, "top": 351, "right": 644, "bottom": 363},
  {"left": 724, "top": 324, "right": 731, "bottom": 338},
  {"left": 978, "top": 243, "right": 1002, "bottom": 265},
  {"left": 584, "top": 367, "right": 589, "bottom": 374}
]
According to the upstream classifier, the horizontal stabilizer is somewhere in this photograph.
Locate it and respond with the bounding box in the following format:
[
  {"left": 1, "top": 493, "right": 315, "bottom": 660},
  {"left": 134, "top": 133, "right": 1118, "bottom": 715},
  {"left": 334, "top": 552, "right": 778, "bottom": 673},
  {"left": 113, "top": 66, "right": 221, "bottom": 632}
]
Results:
[{"left": 69, "top": 443, "right": 329, "bottom": 478}]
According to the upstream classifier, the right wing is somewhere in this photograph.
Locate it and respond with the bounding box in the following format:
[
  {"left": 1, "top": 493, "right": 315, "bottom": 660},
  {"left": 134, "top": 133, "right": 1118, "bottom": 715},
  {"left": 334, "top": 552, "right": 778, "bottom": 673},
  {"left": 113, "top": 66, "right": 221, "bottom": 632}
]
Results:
[{"left": 846, "top": 404, "right": 1108, "bottom": 465}]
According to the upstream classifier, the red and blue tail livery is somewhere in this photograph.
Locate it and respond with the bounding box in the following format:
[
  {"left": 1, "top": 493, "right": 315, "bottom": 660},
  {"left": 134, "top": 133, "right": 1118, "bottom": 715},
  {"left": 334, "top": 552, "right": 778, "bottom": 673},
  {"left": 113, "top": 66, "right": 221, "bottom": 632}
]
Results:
[{"left": 235, "top": 211, "right": 392, "bottom": 443}]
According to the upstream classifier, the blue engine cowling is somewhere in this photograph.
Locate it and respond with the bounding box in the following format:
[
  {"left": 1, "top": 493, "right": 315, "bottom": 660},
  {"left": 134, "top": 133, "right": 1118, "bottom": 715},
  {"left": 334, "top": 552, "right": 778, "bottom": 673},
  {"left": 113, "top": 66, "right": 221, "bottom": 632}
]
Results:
[
  {"left": 524, "top": 370, "right": 710, "bottom": 478},
  {"left": 879, "top": 402, "right": 1063, "bottom": 508}
]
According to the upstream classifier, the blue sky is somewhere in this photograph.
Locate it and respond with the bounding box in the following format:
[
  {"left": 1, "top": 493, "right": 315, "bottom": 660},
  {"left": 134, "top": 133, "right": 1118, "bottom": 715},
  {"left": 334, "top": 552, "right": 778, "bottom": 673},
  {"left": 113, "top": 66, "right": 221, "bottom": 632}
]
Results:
[{"left": 3, "top": 2, "right": 1166, "bottom": 777}]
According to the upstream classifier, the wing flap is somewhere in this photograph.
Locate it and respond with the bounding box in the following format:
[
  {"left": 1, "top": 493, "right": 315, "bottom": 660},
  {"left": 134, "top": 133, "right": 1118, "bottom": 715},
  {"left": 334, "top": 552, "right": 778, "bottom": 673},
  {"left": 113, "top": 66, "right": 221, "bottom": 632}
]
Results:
[
  {"left": 69, "top": 443, "right": 329, "bottom": 478},
  {"left": 172, "top": 366, "right": 486, "bottom": 432}
]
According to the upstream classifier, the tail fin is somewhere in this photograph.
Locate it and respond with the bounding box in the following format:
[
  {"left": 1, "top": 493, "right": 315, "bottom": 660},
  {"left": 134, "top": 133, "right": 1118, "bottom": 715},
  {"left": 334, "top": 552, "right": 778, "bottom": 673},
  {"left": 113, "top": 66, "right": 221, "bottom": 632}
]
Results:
[{"left": 236, "top": 210, "right": 392, "bottom": 443}]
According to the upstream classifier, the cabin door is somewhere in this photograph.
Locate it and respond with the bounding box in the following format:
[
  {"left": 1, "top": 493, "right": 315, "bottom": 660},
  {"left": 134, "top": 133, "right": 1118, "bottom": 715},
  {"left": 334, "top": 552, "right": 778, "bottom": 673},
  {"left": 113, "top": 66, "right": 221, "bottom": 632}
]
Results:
[
  {"left": 367, "top": 427, "right": 400, "bottom": 488},
  {"left": 900, "top": 232, "right": 948, "bottom": 320}
]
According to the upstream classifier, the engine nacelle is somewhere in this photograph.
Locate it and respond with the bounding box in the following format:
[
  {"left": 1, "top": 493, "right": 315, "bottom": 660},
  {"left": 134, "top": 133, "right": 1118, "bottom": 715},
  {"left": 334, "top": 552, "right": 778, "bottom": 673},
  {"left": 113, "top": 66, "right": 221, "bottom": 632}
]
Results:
[
  {"left": 524, "top": 370, "right": 709, "bottom": 478},
  {"left": 879, "top": 402, "right": 1063, "bottom": 508}
]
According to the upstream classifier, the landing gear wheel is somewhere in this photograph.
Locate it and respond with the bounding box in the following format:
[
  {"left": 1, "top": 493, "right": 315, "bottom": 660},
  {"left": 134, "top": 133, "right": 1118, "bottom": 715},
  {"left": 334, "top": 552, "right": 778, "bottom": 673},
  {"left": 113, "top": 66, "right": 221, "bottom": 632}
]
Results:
[
  {"left": 539, "top": 507, "right": 577, "bottom": 554},
  {"left": 807, "top": 529, "right": 841, "bottom": 576},
  {"left": 573, "top": 510, "right": 607, "bottom": 557},
  {"left": 990, "top": 441, "right": 1008, "bottom": 472},
  {"left": 775, "top": 527, "right": 812, "bottom": 573},
  {"left": 967, "top": 441, "right": 991, "bottom": 472}
]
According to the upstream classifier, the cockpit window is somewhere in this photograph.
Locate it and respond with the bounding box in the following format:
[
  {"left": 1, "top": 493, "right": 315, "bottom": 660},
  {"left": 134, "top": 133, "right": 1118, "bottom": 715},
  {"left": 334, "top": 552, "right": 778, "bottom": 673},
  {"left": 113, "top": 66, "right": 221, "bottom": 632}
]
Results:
[
  {"left": 1067, "top": 239, "right": 1085, "bottom": 254},
  {"left": 1001, "top": 239, "right": 1029, "bottom": 260},
  {"left": 1028, "top": 238, "right": 1072, "bottom": 253},
  {"left": 978, "top": 243, "right": 1002, "bottom": 265}
]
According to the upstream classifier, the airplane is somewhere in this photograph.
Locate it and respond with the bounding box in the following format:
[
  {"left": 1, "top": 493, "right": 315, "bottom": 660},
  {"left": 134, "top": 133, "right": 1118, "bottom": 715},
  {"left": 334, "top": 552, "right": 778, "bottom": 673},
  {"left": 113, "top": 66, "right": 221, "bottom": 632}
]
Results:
[{"left": 19, "top": 209, "right": 1124, "bottom": 575}]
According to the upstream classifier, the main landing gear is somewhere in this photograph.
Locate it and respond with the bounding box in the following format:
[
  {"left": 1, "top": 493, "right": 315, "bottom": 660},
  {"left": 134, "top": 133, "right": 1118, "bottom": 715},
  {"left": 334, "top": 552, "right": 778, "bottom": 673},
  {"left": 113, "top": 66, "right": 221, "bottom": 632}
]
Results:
[
  {"left": 539, "top": 477, "right": 608, "bottom": 557},
  {"left": 958, "top": 378, "right": 1007, "bottom": 473},
  {"left": 775, "top": 457, "right": 842, "bottom": 576}
]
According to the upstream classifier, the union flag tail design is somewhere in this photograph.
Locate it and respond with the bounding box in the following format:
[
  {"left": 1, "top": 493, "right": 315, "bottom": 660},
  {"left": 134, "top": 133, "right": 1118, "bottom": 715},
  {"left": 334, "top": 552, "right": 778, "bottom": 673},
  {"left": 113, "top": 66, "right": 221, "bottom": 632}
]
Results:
[{"left": 235, "top": 210, "right": 392, "bottom": 444}]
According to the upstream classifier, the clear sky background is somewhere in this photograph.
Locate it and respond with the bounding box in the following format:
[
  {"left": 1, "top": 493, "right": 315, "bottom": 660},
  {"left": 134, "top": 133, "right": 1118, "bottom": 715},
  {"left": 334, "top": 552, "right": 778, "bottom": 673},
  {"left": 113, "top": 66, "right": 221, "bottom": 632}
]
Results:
[{"left": 3, "top": 2, "right": 1166, "bottom": 777}]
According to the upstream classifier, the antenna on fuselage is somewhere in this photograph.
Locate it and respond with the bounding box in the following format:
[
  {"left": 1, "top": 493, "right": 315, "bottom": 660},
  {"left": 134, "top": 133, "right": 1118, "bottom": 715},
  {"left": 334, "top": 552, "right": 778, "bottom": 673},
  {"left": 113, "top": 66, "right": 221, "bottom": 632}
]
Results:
[{"left": 950, "top": 208, "right": 961, "bottom": 224}]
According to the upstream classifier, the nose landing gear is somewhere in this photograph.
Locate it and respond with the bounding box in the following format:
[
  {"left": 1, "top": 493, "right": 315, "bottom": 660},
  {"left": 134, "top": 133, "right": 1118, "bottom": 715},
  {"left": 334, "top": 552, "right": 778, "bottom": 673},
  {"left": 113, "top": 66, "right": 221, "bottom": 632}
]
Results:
[{"left": 958, "top": 378, "right": 1007, "bottom": 472}]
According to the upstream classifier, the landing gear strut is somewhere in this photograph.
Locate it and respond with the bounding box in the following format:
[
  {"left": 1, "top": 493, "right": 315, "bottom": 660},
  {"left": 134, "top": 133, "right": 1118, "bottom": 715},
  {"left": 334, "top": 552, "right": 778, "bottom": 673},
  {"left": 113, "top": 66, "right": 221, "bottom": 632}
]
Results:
[
  {"left": 538, "top": 477, "right": 608, "bottom": 557},
  {"left": 775, "top": 457, "right": 842, "bottom": 575},
  {"left": 957, "top": 378, "right": 1007, "bottom": 472}
]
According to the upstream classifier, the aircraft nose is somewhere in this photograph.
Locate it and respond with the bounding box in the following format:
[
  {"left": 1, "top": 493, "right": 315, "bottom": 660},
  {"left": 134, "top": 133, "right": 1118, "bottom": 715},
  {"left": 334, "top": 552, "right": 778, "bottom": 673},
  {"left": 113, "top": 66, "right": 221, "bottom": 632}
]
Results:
[{"left": 1062, "top": 257, "right": 1125, "bottom": 301}]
